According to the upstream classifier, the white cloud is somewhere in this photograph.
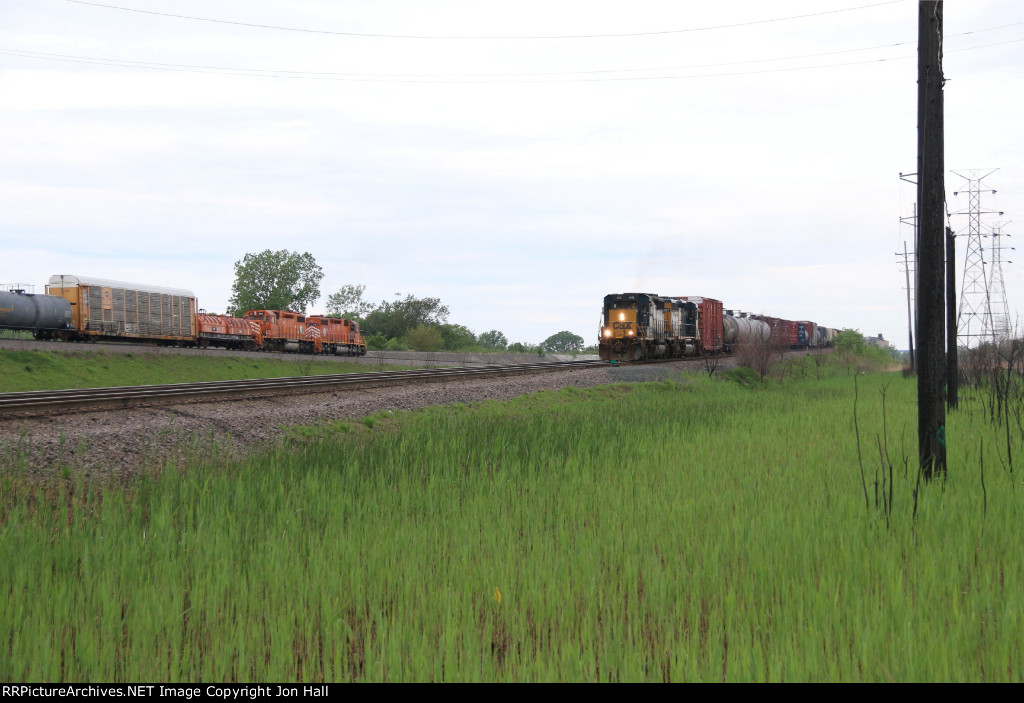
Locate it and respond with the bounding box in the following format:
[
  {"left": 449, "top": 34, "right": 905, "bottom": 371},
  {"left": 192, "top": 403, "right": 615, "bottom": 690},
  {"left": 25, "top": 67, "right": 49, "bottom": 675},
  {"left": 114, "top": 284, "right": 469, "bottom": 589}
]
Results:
[{"left": 2, "top": 0, "right": 1022, "bottom": 346}]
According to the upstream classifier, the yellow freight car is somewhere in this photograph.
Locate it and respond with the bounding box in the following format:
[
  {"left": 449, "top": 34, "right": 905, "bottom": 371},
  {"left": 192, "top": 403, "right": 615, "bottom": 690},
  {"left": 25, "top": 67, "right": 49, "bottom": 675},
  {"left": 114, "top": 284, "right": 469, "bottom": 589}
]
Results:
[{"left": 45, "top": 274, "right": 197, "bottom": 343}]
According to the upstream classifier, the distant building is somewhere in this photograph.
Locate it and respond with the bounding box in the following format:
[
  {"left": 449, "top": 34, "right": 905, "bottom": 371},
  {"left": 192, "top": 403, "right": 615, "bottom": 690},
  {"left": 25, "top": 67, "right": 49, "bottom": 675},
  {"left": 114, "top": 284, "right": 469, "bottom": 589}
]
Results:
[{"left": 865, "top": 333, "right": 891, "bottom": 349}]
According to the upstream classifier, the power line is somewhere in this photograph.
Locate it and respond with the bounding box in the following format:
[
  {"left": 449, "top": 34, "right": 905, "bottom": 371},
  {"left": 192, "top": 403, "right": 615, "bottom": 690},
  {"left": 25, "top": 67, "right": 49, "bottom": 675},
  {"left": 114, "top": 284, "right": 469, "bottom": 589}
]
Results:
[
  {"left": 3, "top": 35, "right": 1021, "bottom": 84},
  {"left": 5, "top": 44, "right": 915, "bottom": 79},
  {"left": 0, "top": 47, "right": 909, "bottom": 82},
  {"left": 63, "top": 0, "right": 907, "bottom": 40},
  {"left": 13, "top": 10, "right": 1023, "bottom": 81}
]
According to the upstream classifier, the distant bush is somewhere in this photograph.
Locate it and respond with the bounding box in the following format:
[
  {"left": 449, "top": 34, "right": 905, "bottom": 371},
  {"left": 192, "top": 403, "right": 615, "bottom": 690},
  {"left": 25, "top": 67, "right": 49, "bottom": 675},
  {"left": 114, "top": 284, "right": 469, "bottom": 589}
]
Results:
[
  {"left": 404, "top": 325, "right": 444, "bottom": 352},
  {"left": 364, "top": 333, "right": 387, "bottom": 351}
]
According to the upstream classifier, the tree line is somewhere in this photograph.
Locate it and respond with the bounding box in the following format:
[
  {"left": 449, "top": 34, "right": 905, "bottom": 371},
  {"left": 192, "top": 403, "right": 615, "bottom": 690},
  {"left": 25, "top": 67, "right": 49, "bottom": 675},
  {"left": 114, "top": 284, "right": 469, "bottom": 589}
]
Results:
[{"left": 227, "top": 249, "right": 588, "bottom": 353}]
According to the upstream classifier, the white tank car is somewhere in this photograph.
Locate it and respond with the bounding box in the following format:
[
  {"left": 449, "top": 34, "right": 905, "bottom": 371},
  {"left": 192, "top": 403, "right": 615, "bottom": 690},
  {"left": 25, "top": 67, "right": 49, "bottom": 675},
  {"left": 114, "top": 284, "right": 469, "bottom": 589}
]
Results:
[{"left": 722, "top": 314, "right": 770, "bottom": 347}]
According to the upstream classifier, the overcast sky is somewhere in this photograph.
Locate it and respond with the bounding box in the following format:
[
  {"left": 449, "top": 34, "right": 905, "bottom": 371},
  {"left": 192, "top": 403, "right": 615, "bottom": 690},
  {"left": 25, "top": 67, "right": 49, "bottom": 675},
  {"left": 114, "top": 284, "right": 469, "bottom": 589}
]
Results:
[{"left": 2, "top": 0, "right": 1022, "bottom": 347}]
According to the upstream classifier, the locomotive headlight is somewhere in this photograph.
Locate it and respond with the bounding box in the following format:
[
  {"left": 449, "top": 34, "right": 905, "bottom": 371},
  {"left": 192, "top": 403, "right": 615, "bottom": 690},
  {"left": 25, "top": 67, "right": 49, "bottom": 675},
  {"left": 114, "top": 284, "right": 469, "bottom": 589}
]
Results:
[
  {"left": 627, "top": 330, "right": 634, "bottom": 336},
  {"left": 603, "top": 329, "right": 611, "bottom": 338},
  {"left": 619, "top": 312, "right": 625, "bottom": 321}
]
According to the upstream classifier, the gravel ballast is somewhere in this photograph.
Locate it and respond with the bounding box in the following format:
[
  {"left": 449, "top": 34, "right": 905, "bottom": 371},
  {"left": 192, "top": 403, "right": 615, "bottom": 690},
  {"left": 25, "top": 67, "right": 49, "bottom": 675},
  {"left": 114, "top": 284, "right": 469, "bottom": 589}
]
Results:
[{"left": 1, "top": 360, "right": 729, "bottom": 476}]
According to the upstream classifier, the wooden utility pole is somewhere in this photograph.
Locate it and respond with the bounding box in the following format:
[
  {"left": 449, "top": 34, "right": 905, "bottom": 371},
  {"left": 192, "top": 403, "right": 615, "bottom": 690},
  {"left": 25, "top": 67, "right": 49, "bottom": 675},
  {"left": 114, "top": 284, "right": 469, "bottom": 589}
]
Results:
[
  {"left": 917, "top": 0, "right": 947, "bottom": 479},
  {"left": 946, "top": 227, "right": 958, "bottom": 408}
]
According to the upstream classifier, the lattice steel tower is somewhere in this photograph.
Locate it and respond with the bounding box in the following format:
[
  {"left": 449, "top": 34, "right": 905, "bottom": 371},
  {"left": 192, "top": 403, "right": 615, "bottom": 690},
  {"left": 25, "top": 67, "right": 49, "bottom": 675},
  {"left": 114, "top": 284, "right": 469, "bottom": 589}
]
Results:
[
  {"left": 952, "top": 169, "right": 1003, "bottom": 347},
  {"left": 986, "top": 222, "right": 1012, "bottom": 342}
]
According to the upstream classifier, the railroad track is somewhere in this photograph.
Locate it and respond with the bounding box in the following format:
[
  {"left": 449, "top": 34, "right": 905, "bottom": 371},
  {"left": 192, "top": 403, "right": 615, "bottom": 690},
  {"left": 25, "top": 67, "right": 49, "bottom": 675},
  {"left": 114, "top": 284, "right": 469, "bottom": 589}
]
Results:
[{"left": 0, "top": 360, "right": 609, "bottom": 418}]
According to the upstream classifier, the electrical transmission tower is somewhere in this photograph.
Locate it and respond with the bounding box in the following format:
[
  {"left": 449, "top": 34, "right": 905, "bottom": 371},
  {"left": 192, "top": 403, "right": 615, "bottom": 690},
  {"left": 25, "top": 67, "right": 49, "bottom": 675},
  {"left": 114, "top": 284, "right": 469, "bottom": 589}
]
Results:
[
  {"left": 986, "top": 222, "right": 1013, "bottom": 341},
  {"left": 952, "top": 169, "right": 1003, "bottom": 347}
]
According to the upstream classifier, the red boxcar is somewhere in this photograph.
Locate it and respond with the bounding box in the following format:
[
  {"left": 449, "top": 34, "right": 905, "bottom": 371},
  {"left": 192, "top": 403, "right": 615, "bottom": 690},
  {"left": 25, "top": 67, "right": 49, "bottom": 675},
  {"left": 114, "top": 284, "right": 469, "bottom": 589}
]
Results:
[
  {"left": 755, "top": 315, "right": 799, "bottom": 348},
  {"left": 678, "top": 296, "right": 724, "bottom": 353}
]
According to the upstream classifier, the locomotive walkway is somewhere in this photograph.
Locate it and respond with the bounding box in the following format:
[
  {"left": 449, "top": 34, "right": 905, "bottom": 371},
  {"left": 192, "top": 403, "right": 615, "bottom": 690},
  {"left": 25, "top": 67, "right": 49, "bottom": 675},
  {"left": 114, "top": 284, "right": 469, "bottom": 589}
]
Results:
[{"left": 0, "top": 360, "right": 608, "bottom": 417}]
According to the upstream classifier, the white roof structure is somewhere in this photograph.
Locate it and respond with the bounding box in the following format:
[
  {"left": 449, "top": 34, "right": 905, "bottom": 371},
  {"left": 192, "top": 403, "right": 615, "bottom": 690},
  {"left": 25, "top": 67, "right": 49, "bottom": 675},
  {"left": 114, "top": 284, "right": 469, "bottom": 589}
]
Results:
[{"left": 47, "top": 275, "right": 195, "bottom": 298}]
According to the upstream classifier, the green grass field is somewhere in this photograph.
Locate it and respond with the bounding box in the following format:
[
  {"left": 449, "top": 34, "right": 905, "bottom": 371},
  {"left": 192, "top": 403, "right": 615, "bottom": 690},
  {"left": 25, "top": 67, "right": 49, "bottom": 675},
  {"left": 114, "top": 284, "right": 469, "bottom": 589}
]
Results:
[
  {"left": 0, "top": 348, "right": 378, "bottom": 393},
  {"left": 2, "top": 367, "right": 1021, "bottom": 682}
]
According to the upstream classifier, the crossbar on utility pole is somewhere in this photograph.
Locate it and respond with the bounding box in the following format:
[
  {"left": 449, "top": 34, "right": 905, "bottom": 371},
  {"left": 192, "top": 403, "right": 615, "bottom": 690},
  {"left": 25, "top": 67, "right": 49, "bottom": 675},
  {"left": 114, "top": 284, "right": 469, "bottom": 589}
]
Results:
[
  {"left": 896, "top": 241, "right": 916, "bottom": 372},
  {"left": 917, "top": 0, "right": 947, "bottom": 479}
]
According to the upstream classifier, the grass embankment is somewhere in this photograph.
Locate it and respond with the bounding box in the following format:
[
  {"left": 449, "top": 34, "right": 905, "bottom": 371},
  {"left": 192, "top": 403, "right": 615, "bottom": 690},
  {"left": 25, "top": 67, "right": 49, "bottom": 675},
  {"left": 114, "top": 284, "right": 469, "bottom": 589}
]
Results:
[
  {"left": 0, "top": 349, "right": 376, "bottom": 393},
  {"left": 2, "top": 372, "right": 1022, "bottom": 681}
]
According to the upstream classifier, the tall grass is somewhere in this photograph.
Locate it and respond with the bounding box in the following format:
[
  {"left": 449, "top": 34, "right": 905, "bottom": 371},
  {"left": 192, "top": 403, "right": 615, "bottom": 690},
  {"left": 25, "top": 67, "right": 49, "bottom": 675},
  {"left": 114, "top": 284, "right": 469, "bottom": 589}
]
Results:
[
  {"left": 0, "top": 349, "right": 383, "bottom": 393},
  {"left": 2, "top": 373, "right": 1021, "bottom": 681}
]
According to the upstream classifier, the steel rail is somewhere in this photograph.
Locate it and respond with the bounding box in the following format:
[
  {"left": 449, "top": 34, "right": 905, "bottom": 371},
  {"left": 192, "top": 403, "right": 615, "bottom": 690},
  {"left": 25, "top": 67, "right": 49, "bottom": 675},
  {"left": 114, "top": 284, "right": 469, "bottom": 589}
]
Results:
[{"left": 0, "top": 360, "right": 609, "bottom": 417}]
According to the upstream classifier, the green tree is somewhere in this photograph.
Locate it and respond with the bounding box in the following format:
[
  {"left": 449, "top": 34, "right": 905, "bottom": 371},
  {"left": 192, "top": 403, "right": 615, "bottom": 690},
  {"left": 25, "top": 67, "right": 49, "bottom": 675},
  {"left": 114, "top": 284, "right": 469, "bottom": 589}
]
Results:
[
  {"left": 478, "top": 330, "right": 508, "bottom": 350},
  {"left": 835, "top": 328, "right": 867, "bottom": 355},
  {"left": 324, "top": 284, "right": 374, "bottom": 319},
  {"left": 228, "top": 250, "right": 323, "bottom": 315},
  {"left": 541, "top": 331, "right": 585, "bottom": 353},
  {"left": 438, "top": 323, "right": 477, "bottom": 351},
  {"left": 362, "top": 294, "right": 449, "bottom": 341}
]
